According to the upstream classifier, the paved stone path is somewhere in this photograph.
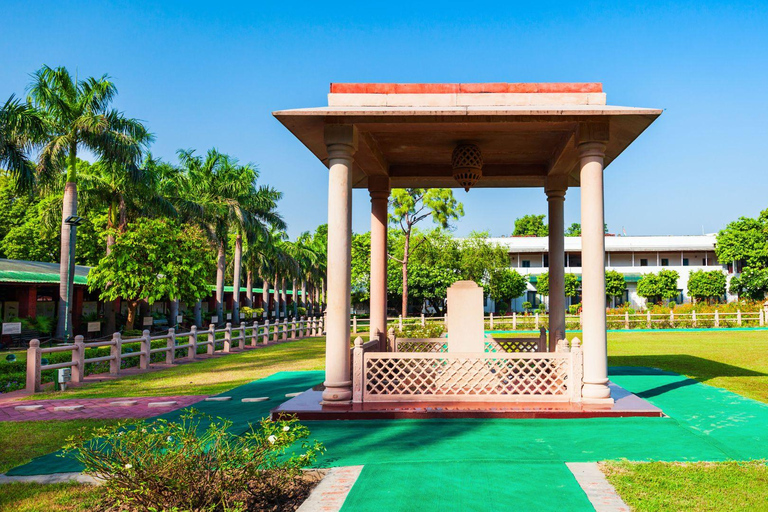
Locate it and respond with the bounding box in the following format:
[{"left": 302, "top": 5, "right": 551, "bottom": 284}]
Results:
[{"left": 0, "top": 395, "right": 208, "bottom": 421}]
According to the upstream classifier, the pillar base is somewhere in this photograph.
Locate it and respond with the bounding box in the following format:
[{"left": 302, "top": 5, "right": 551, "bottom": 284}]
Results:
[
  {"left": 582, "top": 381, "right": 612, "bottom": 402},
  {"left": 321, "top": 380, "right": 352, "bottom": 403}
]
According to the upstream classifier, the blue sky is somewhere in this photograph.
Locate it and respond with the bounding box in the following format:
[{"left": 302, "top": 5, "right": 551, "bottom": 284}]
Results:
[{"left": 3, "top": 1, "right": 767, "bottom": 238}]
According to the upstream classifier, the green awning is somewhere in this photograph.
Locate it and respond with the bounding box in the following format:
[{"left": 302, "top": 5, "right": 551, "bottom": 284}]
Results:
[{"left": 0, "top": 270, "right": 89, "bottom": 286}]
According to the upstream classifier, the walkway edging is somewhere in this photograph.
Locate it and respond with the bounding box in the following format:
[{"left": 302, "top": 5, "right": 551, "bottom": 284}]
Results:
[
  {"left": 297, "top": 465, "right": 363, "bottom": 512},
  {"left": 567, "top": 462, "right": 630, "bottom": 512}
]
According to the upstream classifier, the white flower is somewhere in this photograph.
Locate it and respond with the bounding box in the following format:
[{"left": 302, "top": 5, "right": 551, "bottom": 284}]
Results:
[
  {"left": 167, "top": 436, "right": 173, "bottom": 442},
  {"left": 243, "top": 447, "right": 249, "bottom": 452},
  {"left": 282, "top": 426, "right": 290, "bottom": 432},
  {"left": 142, "top": 428, "right": 147, "bottom": 433},
  {"left": 268, "top": 435, "right": 277, "bottom": 444},
  {"left": 124, "top": 463, "right": 132, "bottom": 469}
]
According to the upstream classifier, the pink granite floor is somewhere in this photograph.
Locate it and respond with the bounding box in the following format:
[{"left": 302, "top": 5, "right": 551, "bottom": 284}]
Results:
[{"left": 0, "top": 395, "right": 208, "bottom": 421}]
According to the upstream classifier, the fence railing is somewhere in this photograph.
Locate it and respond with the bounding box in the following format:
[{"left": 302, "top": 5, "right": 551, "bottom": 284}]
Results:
[
  {"left": 25, "top": 316, "right": 325, "bottom": 393},
  {"left": 350, "top": 309, "right": 768, "bottom": 333}
]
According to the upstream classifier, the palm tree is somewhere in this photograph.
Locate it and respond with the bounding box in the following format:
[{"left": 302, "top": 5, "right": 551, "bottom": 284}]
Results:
[
  {"left": 28, "top": 66, "right": 152, "bottom": 339},
  {"left": 0, "top": 95, "right": 44, "bottom": 190}
]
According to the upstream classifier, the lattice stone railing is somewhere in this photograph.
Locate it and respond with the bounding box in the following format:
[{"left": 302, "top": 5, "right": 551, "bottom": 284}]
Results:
[
  {"left": 394, "top": 338, "right": 448, "bottom": 353},
  {"left": 353, "top": 339, "right": 583, "bottom": 403}
]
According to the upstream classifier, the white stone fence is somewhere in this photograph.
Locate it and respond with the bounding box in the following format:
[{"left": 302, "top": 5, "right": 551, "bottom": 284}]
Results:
[
  {"left": 351, "top": 334, "right": 583, "bottom": 403},
  {"left": 350, "top": 309, "right": 768, "bottom": 333},
  {"left": 25, "top": 316, "right": 325, "bottom": 394}
]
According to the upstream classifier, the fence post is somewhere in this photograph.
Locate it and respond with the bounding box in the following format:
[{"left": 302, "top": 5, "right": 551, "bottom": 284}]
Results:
[
  {"left": 239, "top": 322, "right": 246, "bottom": 350},
  {"left": 110, "top": 333, "right": 122, "bottom": 374},
  {"left": 490, "top": 313, "right": 494, "bottom": 330},
  {"left": 262, "top": 320, "right": 270, "bottom": 344},
  {"left": 26, "top": 339, "right": 41, "bottom": 393},
  {"left": 579, "top": 311, "right": 583, "bottom": 329},
  {"left": 646, "top": 310, "right": 651, "bottom": 329},
  {"left": 535, "top": 312, "right": 539, "bottom": 330},
  {"left": 624, "top": 311, "right": 630, "bottom": 330},
  {"left": 398, "top": 315, "right": 403, "bottom": 331},
  {"left": 166, "top": 328, "right": 176, "bottom": 365},
  {"left": 290, "top": 320, "right": 296, "bottom": 340},
  {"left": 715, "top": 309, "right": 720, "bottom": 328},
  {"left": 421, "top": 313, "right": 426, "bottom": 327},
  {"left": 299, "top": 316, "right": 304, "bottom": 338},
  {"left": 282, "top": 318, "right": 288, "bottom": 341},
  {"left": 737, "top": 309, "right": 742, "bottom": 327},
  {"left": 537, "top": 327, "right": 547, "bottom": 352},
  {"left": 692, "top": 310, "right": 697, "bottom": 328},
  {"left": 207, "top": 324, "right": 216, "bottom": 355},
  {"left": 760, "top": 309, "right": 765, "bottom": 327},
  {"left": 189, "top": 325, "right": 198, "bottom": 359},
  {"left": 140, "top": 330, "right": 150, "bottom": 370},
  {"left": 223, "top": 323, "right": 232, "bottom": 352},
  {"left": 272, "top": 319, "right": 279, "bottom": 342},
  {"left": 353, "top": 315, "right": 357, "bottom": 334},
  {"left": 352, "top": 336, "right": 364, "bottom": 403},
  {"left": 249, "top": 321, "right": 258, "bottom": 347},
  {"left": 669, "top": 310, "right": 674, "bottom": 328},
  {"left": 71, "top": 336, "right": 85, "bottom": 384}
]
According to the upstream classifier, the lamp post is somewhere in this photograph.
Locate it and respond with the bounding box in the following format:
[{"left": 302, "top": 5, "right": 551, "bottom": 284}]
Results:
[{"left": 63, "top": 215, "right": 84, "bottom": 341}]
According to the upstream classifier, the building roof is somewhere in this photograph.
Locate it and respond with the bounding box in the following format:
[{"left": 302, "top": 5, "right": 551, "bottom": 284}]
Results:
[
  {"left": 486, "top": 235, "right": 717, "bottom": 253},
  {"left": 273, "top": 82, "right": 662, "bottom": 190},
  {"left": 0, "top": 259, "right": 90, "bottom": 285}
]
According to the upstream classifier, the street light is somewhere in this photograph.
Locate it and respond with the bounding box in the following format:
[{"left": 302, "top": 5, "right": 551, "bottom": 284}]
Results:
[{"left": 62, "top": 215, "right": 85, "bottom": 341}]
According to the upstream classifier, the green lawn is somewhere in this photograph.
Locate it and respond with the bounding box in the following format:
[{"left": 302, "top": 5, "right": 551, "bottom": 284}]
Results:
[
  {"left": 602, "top": 460, "right": 768, "bottom": 512},
  {"left": 0, "top": 482, "right": 98, "bottom": 512}
]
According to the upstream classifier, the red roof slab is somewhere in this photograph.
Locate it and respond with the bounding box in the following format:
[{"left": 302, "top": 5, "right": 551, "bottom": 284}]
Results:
[{"left": 330, "top": 83, "right": 603, "bottom": 94}]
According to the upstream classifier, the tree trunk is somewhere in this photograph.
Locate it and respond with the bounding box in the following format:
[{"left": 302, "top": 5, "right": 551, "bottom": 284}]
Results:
[
  {"left": 126, "top": 300, "right": 139, "bottom": 331},
  {"left": 281, "top": 278, "right": 287, "bottom": 318},
  {"left": 232, "top": 233, "right": 243, "bottom": 323},
  {"left": 401, "top": 230, "right": 411, "bottom": 318},
  {"left": 194, "top": 300, "right": 202, "bottom": 327},
  {"left": 261, "top": 277, "right": 270, "bottom": 318},
  {"left": 292, "top": 279, "right": 298, "bottom": 317},
  {"left": 215, "top": 240, "right": 226, "bottom": 323},
  {"left": 169, "top": 299, "right": 179, "bottom": 327},
  {"left": 246, "top": 270, "right": 253, "bottom": 308},
  {"left": 56, "top": 180, "right": 78, "bottom": 340},
  {"left": 321, "top": 278, "right": 326, "bottom": 312},
  {"left": 273, "top": 273, "right": 280, "bottom": 318}
]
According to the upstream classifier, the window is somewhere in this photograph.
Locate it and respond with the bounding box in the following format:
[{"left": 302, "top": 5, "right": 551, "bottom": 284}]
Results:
[
  {"left": 640, "top": 259, "right": 648, "bottom": 267},
  {"left": 543, "top": 254, "right": 549, "bottom": 267},
  {"left": 661, "top": 258, "right": 669, "bottom": 266},
  {"left": 522, "top": 260, "right": 531, "bottom": 268},
  {"left": 568, "top": 254, "right": 582, "bottom": 267},
  {"left": 683, "top": 258, "right": 689, "bottom": 266}
]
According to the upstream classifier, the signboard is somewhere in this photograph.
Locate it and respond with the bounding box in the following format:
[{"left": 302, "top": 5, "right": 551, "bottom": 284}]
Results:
[
  {"left": 176, "top": 315, "right": 183, "bottom": 324},
  {"left": 2, "top": 322, "right": 22, "bottom": 335},
  {"left": 143, "top": 316, "right": 154, "bottom": 326},
  {"left": 3, "top": 302, "right": 19, "bottom": 322},
  {"left": 226, "top": 313, "right": 232, "bottom": 320},
  {"left": 87, "top": 322, "right": 101, "bottom": 333},
  {"left": 58, "top": 367, "right": 71, "bottom": 383},
  {"left": 210, "top": 316, "right": 219, "bottom": 324}
]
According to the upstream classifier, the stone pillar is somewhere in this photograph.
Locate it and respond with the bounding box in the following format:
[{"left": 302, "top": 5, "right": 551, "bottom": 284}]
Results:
[
  {"left": 322, "top": 125, "right": 357, "bottom": 403},
  {"left": 369, "top": 176, "right": 390, "bottom": 348},
  {"left": 579, "top": 140, "right": 611, "bottom": 403},
  {"left": 546, "top": 179, "right": 567, "bottom": 351}
]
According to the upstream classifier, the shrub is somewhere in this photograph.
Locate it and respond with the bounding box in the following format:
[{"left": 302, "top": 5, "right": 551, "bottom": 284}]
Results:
[
  {"left": 297, "top": 306, "right": 307, "bottom": 317},
  {"left": 397, "top": 323, "right": 446, "bottom": 338},
  {"left": 522, "top": 301, "right": 532, "bottom": 311},
  {"left": 63, "top": 411, "right": 324, "bottom": 511}
]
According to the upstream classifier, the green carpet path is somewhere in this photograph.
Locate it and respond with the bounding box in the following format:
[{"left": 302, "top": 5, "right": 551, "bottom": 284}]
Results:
[{"left": 6, "top": 366, "right": 768, "bottom": 511}]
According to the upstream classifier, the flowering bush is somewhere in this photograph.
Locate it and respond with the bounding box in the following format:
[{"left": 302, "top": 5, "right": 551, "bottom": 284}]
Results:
[{"left": 62, "top": 410, "right": 324, "bottom": 511}]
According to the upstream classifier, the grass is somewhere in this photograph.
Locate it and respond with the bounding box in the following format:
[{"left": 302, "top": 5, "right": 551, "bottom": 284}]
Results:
[
  {"left": 0, "top": 419, "right": 121, "bottom": 473},
  {"left": 602, "top": 460, "right": 768, "bottom": 511},
  {"left": 0, "top": 482, "right": 99, "bottom": 512},
  {"left": 27, "top": 336, "right": 326, "bottom": 400}
]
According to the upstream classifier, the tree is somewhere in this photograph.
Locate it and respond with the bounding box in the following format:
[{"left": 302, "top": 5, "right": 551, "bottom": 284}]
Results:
[
  {"left": 88, "top": 219, "right": 213, "bottom": 330},
  {"left": 28, "top": 66, "right": 153, "bottom": 339},
  {"left": 564, "top": 223, "right": 581, "bottom": 237},
  {"left": 687, "top": 270, "right": 727, "bottom": 303},
  {"left": 537, "top": 273, "right": 580, "bottom": 301},
  {"left": 487, "top": 268, "right": 528, "bottom": 307},
  {"left": 605, "top": 270, "right": 626, "bottom": 300},
  {"left": 729, "top": 267, "right": 768, "bottom": 301},
  {"left": 637, "top": 269, "right": 680, "bottom": 305},
  {"left": 715, "top": 213, "right": 768, "bottom": 270},
  {"left": 389, "top": 188, "right": 464, "bottom": 317},
  {"left": 458, "top": 231, "right": 509, "bottom": 284},
  {"left": 0, "top": 95, "right": 44, "bottom": 190},
  {"left": 513, "top": 214, "right": 547, "bottom": 237}
]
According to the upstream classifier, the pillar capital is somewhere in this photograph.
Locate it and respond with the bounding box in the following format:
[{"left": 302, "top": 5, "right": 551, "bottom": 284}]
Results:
[
  {"left": 577, "top": 120, "right": 609, "bottom": 146},
  {"left": 324, "top": 124, "right": 358, "bottom": 160},
  {"left": 368, "top": 175, "right": 390, "bottom": 198},
  {"left": 545, "top": 175, "right": 568, "bottom": 199},
  {"left": 577, "top": 141, "right": 606, "bottom": 159}
]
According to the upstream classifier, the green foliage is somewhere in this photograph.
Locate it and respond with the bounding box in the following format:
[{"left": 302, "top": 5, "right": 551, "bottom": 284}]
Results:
[
  {"left": 522, "top": 301, "right": 532, "bottom": 311},
  {"left": 568, "top": 303, "right": 581, "bottom": 314},
  {"left": 396, "top": 323, "right": 446, "bottom": 339},
  {"left": 390, "top": 188, "right": 464, "bottom": 231},
  {"left": 63, "top": 411, "right": 323, "bottom": 511},
  {"left": 564, "top": 223, "right": 581, "bottom": 237},
  {"left": 458, "top": 231, "right": 509, "bottom": 283},
  {"left": 715, "top": 211, "right": 768, "bottom": 269},
  {"left": 637, "top": 269, "right": 680, "bottom": 304},
  {"left": 535, "top": 272, "right": 578, "bottom": 297},
  {"left": 487, "top": 268, "right": 528, "bottom": 304},
  {"left": 687, "top": 270, "right": 727, "bottom": 302},
  {"left": 605, "top": 270, "right": 627, "bottom": 298},
  {"left": 350, "top": 231, "right": 371, "bottom": 301},
  {"left": 729, "top": 267, "right": 768, "bottom": 301},
  {"left": 513, "top": 214, "right": 548, "bottom": 237}
]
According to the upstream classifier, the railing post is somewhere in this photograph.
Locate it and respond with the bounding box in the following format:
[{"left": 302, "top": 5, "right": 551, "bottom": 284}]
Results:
[
  {"left": 760, "top": 309, "right": 765, "bottom": 327},
  {"left": 71, "top": 336, "right": 85, "bottom": 384},
  {"left": 223, "top": 323, "right": 232, "bottom": 352},
  {"left": 282, "top": 318, "right": 288, "bottom": 341},
  {"left": 512, "top": 312, "right": 517, "bottom": 330},
  {"left": 489, "top": 312, "right": 494, "bottom": 330},
  {"left": 272, "top": 319, "right": 279, "bottom": 342},
  {"left": 310, "top": 316, "right": 316, "bottom": 336},
  {"left": 298, "top": 316, "right": 304, "bottom": 338},
  {"left": 624, "top": 311, "right": 629, "bottom": 330},
  {"left": 398, "top": 315, "right": 403, "bottom": 331},
  {"left": 352, "top": 336, "right": 364, "bottom": 404},
  {"left": 239, "top": 322, "right": 246, "bottom": 350},
  {"left": 715, "top": 309, "right": 720, "bottom": 328},
  {"left": 535, "top": 312, "right": 539, "bottom": 330},
  {"left": 207, "top": 324, "right": 216, "bottom": 355},
  {"left": 570, "top": 337, "right": 583, "bottom": 402},
  {"left": 166, "top": 328, "right": 176, "bottom": 365},
  {"left": 250, "top": 321, "right": 259, "bottom": 347},
  {"left": 262, "top": 320, "right": 270, "bottom": 345},
  {"left": 692, "top": 310, "right": 697, "bottom": 328},
  {"left": 353, "top": 315, "right": 357, "bottom": 334},
  {"left": 669, "top": 309, "right": 674, "bottom": 328},
  {"left": 646, "top": 310, "right": 651, "bottom": 329},
  {"left": 387, "top": 327, "right": 396, "bottom": 353},
  {"left": 578, "top": 310, "right": 583, "bottom": 329},
  {"left": 290, "top": 320, "right": 296, "bottom": 340},
  {"left": 26, "top": 339, "right": 41, "bottom": 393},
  {"left": 737, "top": 309, "right": 742, "bottom": 327},
  {"left": 189, "top": 325, "right": 198, "bottom": 359},
  {"left": 140, "top": 330, "right": 150, "bottom": 370},
  {"left": 421, "top": 313, "right": 426, "bottom": 327},
  {"left": 538, "top": 327, "right": 547, "bottom": 352},
  {"left": 110, "top": 333, "right": 122, "bottom": 374}
]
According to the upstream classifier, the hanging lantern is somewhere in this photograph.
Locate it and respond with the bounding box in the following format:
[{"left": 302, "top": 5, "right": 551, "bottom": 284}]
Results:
[{"left": 451, "top": 143, "right": 483, "bottom": 192}]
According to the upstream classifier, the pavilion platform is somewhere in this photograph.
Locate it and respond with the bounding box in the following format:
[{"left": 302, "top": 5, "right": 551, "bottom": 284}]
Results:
[{"left": 270, "top": 381, "right": 663, "bottom": 421}]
